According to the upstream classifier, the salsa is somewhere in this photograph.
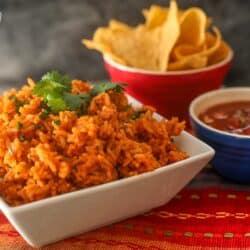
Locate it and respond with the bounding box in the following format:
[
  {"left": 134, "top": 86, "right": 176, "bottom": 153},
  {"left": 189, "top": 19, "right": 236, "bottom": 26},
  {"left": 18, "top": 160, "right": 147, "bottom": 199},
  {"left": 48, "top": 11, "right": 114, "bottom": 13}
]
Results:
[{"left": 199, "top": 101, "right": 250, "bottom": 135}]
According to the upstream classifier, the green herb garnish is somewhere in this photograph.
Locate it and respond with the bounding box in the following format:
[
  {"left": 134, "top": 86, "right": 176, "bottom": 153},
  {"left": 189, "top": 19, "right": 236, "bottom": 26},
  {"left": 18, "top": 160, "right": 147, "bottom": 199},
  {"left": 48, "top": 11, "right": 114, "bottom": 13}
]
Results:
[
  {"left": 39, "top": 109, "right": 50, "bottom": 120},
  {"left": 53, "top": 119, "right": 61, "bottom": 125},
  {"left": 63, "top": 92, "right": 91, "bottom": 111},
  {"left": 9, "top": 95, "right": 27, "bottom": 112},
  {"left": 41, "top": 71, "right": 71, "bottom": 90},
  {"left": 130, "top": 110, "right": 147, "bottom": 120},
  {"left": 17, "top": 122, "right": 23, "bottom": 130},
  {"left": 33, "top": 71, "right": 71, "bottom": 114},
  {"left": 91, "top": 82, "right": 124, "bottom": 96},
  {"left": 32, "top": 71, "right": 125, "bottom": 117}
]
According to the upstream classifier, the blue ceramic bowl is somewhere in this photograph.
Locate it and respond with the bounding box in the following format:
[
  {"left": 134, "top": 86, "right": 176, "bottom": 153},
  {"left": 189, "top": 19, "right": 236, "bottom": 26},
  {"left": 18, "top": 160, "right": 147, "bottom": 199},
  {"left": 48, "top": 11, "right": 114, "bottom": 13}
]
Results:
[{"left": 189, "top": 87, "right": 250, "bottom": 183}]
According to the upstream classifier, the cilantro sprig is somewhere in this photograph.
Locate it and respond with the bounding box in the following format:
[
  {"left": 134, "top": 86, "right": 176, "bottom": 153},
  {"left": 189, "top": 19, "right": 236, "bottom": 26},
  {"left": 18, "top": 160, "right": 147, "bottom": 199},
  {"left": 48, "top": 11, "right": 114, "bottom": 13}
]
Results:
[{"left": 32, "top": 71, "right": 125, "bottom": 116}]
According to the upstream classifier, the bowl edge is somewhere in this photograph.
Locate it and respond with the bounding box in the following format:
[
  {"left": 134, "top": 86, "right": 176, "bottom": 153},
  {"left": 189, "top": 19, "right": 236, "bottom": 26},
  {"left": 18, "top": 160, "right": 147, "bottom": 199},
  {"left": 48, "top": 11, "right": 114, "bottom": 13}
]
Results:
[{"left": 104, "top": 50, "right": 234, "bottom": 76}]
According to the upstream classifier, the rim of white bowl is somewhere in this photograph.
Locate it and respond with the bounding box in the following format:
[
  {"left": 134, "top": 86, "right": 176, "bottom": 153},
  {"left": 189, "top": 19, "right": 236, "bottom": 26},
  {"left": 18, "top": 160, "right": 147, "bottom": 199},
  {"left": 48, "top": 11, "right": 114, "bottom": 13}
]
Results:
[
  {"left": 103, "top": 49, "right": 234, "bottom": 75},
  {"left": 189, "top": 87, "right": 250, "bottom": 139}
]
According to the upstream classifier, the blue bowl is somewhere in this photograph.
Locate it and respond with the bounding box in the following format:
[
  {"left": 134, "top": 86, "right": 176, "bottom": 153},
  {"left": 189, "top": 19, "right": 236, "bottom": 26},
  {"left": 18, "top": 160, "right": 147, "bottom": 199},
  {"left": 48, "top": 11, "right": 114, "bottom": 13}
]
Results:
[{"left": 189, "top": 87, "right": 250, "bottom": 183}]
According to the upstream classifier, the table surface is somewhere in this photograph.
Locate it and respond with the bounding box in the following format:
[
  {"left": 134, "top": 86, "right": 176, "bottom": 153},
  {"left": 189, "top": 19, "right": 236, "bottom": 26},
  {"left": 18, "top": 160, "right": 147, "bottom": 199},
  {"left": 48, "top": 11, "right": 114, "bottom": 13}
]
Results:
[{"left": 1, "top": 84, "right": 250, "bottom": 249}]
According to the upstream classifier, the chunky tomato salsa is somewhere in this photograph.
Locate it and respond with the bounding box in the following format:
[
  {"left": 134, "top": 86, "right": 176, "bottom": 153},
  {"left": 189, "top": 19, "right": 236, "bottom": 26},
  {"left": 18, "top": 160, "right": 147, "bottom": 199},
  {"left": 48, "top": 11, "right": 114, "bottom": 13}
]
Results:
[{"left": 199, "top": 101, "right": 250, "bottom": 135}]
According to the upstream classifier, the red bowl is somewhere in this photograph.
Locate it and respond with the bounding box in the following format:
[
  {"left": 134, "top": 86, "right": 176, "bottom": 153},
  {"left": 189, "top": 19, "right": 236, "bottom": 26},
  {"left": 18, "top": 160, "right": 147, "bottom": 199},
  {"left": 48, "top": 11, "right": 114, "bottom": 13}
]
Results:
[{"left": 104, "top": 52, "right": 233, "bottom": 122}]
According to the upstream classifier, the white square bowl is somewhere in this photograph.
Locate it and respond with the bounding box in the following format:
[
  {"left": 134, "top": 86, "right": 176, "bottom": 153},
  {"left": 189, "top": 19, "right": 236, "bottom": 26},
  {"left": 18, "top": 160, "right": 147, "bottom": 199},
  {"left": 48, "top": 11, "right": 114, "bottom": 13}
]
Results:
[{"left": 0, "top": 97, "right": 215, "bottom": 247}]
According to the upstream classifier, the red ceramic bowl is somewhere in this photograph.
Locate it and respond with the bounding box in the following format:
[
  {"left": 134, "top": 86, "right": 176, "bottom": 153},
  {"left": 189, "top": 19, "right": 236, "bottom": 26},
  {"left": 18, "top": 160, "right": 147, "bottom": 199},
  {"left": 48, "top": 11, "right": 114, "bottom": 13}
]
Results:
[{"left": 104, "top": 51, "right": 233, "bottom": 122}]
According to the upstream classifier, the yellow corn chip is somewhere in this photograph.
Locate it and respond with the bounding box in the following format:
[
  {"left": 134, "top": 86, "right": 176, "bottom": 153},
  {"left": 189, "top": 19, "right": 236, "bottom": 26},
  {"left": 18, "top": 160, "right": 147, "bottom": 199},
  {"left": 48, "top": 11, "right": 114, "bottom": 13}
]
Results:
[
  {"left": 83, "top": 1, "right": 231, "bottom": 71},
  {"left": 178, "top": 7, "right": 207, "bottom": 46},
  {"left": 205, "top": 32, "right": 232, "bottom": 65},
  {"left": 173, "top": 43, "right": 207, "bottom": 60},
  {"left": 158, "top": 0, "right": 180, "bottom": 71},
  {"left": 83, "top": 28, "right": 126, "bottom": 65},
  {"left": 83, "top": 1, "right": 180, "bottom": 71},
  {"left": 143, "top": 5, "right": 168, "bottom": 29},
  {"left": 168, "top": 27, "right": 222, "bottom": 70},
  {"left": 168, "top": 55, "right": 207, "bottom": 70}
]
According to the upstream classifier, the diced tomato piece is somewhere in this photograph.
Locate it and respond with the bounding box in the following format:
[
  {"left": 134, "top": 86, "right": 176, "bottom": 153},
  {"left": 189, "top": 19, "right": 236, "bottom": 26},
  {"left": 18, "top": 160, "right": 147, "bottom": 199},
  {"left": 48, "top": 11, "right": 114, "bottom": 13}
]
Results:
[{"left": 226, "top": 117, "right": 241, "bottom": 129}]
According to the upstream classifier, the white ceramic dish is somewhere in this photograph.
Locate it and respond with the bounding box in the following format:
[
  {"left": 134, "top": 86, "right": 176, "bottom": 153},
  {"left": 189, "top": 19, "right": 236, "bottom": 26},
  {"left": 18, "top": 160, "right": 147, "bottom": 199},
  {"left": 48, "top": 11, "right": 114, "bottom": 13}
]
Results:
[{"left": 0, "top": 97, "right": 215, "bottom": 247}]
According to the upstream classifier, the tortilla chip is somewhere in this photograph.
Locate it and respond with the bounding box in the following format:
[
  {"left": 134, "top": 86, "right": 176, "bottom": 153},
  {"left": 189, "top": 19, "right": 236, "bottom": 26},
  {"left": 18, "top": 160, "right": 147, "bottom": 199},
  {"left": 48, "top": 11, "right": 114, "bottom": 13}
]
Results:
[
  {"left": 205, "top": 32, "right": 232, "bottom": 65},
  {"left": 168, "top": 27, "right": 222, "bottom": 70},
  {"left": 83, "top": 28, "right": 127, "bottom": 65},
  {"left": 178, "top": 7, "right": 207, "bottom": 46},
  {"left": 168, "top": 55, "right": 207, "bottom": 70},
  {"left": 172, "top": 43, "right": 207, "bottom": 60},
  {"left": 158, "top": 0, "right": 180, "bottom": 71},
  {"left": 143, "top": 5, "right": 168, "bottom": 29},
  {"left": 83, "top": 1, "right": 231, "bottom": 71},
  {"left": 83, "top": 1, "right": 180, "bottom": 71}
]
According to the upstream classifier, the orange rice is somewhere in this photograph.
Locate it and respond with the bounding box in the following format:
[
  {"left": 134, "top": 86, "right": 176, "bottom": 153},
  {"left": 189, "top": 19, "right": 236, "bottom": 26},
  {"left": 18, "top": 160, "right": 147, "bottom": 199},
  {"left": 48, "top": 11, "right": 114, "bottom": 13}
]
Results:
[{"left": 0, "top": 79, "right": 188, "bottom": 206}]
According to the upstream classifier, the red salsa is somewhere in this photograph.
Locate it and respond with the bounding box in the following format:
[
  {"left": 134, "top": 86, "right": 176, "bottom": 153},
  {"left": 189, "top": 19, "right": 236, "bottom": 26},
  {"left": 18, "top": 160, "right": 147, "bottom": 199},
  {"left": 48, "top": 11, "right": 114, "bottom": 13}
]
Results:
[{"left": 199, "top": 101, "right": 250, "bottom": 135}]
